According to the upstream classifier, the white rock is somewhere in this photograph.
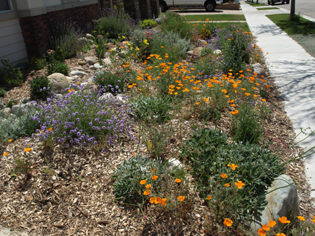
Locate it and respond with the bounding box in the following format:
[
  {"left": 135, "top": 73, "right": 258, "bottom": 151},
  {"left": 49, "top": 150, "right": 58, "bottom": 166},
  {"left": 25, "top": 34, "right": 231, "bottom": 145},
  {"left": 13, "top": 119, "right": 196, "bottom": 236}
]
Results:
[
  {"left": 94, "top": 63, "right": 103, "bottom": 69},
  {"left": 86, "top": 33, "right": 93, "bottom": 39},
  {"left": 84, "top": 56, "right": 98, "bottom": 65},
  {"left": 187, "top": 50, "right": 193, "bottom": 56},
  {"left": 213, "top": 49, "right": 222, "bottom": 55},
  {"left": 251, "top": 174, "right": 300, "bottom": 235},
  {"left": 88, "top": 76, "right": 96, "bottom": 83},
  {"left": 98, "top": 93, "right": 114, "bottom": 101},
  {"left": 70, "top": 71, "right": 86, "bottom": 78},
  {"left": 11, "top": 103, "right": 33, "bottom": 115},
  {"left": 168, "top": 158, "right": 183, "bottom": 170},
  {"left": 78, "top": 59, "right": 86, "bottom": 65},
  {"left": 103, "top": 58, "right": 112, "bottom": 66}
]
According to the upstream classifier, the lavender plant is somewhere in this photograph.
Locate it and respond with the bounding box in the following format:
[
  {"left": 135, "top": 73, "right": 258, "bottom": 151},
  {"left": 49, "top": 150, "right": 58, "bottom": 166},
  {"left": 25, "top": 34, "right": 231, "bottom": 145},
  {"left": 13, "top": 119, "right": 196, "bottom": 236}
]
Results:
[
  {"left": 95, "top": 4, "right": 134, "bottom": 39},
  {"left": 94, "top": 71, "right": 126, "bottom": 95},
  {"left": 34, "top": 86, "right": 134, "bottom": 148},
  {"left": 49, "top": 19, "right": 83, "bottom": 59}
]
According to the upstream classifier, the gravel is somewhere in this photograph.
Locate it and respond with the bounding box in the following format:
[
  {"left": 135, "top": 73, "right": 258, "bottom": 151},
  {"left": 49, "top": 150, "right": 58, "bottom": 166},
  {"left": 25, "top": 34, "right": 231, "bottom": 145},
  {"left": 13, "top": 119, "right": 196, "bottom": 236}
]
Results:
[{"left": 290, "top": 34, "right": 315, "bottom": 57}]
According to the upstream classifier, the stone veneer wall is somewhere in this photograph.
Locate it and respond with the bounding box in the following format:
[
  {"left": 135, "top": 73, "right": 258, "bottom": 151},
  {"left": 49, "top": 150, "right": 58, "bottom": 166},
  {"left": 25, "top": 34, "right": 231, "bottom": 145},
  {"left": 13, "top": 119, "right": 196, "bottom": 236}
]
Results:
[{"left": 19, "top": 4, "right": 99, "bottom": 57}]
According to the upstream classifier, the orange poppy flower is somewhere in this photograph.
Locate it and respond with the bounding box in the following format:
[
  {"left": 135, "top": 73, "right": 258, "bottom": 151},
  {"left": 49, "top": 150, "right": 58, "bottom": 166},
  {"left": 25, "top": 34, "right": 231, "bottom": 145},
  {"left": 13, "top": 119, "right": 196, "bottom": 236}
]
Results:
[
  {"left": 257, "top": 229, "right": 266, "bottom": 236},
  {"left": 279, "top": 216, "right": 290, "bottom": 224},
  {"left": 268, "top": 220, "right": 276, "bottom": 227},
  {"left": 225, "top": 183, "right": 230, "bottom": 187},
  {"left": 175, "top": 178, "right": 181, "bottom": 183},
  {"left": 3, "top": 152, "right": 8, "bottom": 156},
  {"left": 177, "top": 196, "right": 185, "bottom": 202},
  {"left": 24, "top": 148, "right": 32, "bottom": 152},
  {"left": 206, "top": 195, "right": 211, "bottom": 200},
  {"left": 143, "top": 190, "right": 150, "bottom": 195},
  {"left": 235, "top": 181, "right": 245, "bottom": 189},
  {"left": 223, "top": 218, "right": 233, "bottom": 227},
  {"left": 161, "top": 198, "right": 167, "bottom": 205},
  {"left": 221, "top": 173, "right": 228, "bottom": 178},
  {"left": 231, "top": 110, "right": 239, "bottom": 115},
  {"left": 262, "top": 224, "right": 270, "bottom": 231},
  {"left": 152, "top": 175, "right": 158, "bottom": 180},
  {"left": 140, "top": 180, "right": 147, "bottom": 185}
]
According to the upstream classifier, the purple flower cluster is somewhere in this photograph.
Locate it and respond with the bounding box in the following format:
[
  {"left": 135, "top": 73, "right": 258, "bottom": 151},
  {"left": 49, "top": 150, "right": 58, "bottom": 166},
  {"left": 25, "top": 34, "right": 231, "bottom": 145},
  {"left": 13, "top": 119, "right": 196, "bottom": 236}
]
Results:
[{"left": 34, "top": 86, "right": 134, "bottom": 148}]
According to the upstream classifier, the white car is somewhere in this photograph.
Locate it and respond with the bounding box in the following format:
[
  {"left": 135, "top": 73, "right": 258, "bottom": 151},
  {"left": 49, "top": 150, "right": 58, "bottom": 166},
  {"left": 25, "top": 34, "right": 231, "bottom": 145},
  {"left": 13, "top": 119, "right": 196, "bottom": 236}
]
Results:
[
  {"left": 268, "top": 0, "right": 290, "bottom": 5},
  {"left": 159, "top": 0, "right": 221, "bottom": 12}
]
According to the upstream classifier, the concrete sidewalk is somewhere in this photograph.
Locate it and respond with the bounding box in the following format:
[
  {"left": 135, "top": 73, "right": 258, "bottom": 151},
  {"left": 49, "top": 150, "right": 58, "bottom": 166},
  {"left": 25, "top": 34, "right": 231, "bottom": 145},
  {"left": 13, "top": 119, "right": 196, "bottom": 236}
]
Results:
[{"left": 240, "top": 0, "right": 315, "bottom": 198}]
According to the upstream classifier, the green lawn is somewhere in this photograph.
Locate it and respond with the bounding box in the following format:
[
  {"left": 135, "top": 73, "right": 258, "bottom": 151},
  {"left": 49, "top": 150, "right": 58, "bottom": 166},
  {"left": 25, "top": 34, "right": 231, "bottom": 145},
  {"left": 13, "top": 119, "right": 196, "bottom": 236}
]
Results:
[
  {"left": 192, "top": 22, "right": 250, "bottom": 32},
  {"left": 245, "top": 1, "right": 267, "bottom": 6},
  {"left": 257, "top": 7, "right": 279, "bottom": 10},
  {"left": 184, "top": 14, "right": 246, "bottom": 21},
  {"left": 267, "top": 14, "right": 315, "bottom": 35}
]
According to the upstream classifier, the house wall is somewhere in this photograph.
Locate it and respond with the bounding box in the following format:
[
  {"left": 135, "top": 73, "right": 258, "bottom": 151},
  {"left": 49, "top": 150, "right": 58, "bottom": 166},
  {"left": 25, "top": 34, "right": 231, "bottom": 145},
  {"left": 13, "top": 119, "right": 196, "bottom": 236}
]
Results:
[{"left": 0, "top": 18, "right": 28, "bottom": 67}]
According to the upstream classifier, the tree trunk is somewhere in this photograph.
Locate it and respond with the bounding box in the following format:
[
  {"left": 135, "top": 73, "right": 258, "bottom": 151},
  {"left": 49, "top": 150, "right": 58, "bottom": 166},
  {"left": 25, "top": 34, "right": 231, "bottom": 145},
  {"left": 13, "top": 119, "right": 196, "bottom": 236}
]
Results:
[{"left": 290, "top": 0, "right": 296, "bottom": 21}]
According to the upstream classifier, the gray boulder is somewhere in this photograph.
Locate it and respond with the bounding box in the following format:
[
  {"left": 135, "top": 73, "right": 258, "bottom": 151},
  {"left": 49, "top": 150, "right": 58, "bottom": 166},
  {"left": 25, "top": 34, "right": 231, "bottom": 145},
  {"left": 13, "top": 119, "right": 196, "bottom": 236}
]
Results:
[
  {"left": 48, "top": 73, "right": 70, "bottom": 92},
  {"left": 193, "top": 47, "right": 204, "bottom": 57},
  {"left": 12, "top": 102, "right": 34, "bottom": 115},
  {"left": 197, "top": 39, "right": 207, "bottom": 47},
  {"left": 252, "top": 63, "right": 266, "bottom": 77},
  {"left": 20, "top": 97, "right": 30, "bottom": 104},
  {"left": 84, "top": 56, "right": 98, "bottom": 65},
  {"left": 251, "top": 174, "right": 300, "bottom": 235},
  {"left": 70, "top": 70, "right": 86, "bottom": 78}
]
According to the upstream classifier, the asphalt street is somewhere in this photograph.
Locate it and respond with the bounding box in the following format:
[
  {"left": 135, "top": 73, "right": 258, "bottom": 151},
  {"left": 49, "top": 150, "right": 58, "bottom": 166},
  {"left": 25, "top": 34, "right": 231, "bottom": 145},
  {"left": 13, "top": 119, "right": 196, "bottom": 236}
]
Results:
[{"left": 261, "top": 0, "right": 315, "bottom": 18}]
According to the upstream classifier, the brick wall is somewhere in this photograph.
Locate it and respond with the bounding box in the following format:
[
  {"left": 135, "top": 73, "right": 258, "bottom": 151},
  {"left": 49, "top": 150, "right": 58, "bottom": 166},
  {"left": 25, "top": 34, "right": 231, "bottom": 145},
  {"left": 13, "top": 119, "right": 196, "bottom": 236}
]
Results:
[{"left": 19, "top": 4, "right": 99, "bottom": 57}]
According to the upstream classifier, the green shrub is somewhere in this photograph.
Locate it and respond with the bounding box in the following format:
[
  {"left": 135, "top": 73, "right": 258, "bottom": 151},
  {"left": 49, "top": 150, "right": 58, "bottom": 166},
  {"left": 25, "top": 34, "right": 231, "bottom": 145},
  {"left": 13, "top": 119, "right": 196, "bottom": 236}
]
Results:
[
  {"left": 94, "top": 71, "right": 126, "bottom": 95},
  {"left": 30, "top": 57, "right": 46, "bottom": 70},
  {"left": 6, "top": 100, "right": 18, "bottom": 108},
  {"left": 181, "top": 128, "right": 285, "bottom": 226},
  {"left": 28, "top": 75, "right": 52, "bottom": 101},
  {"left": 221, "top": 26, "right": 251, "bottom": 74},
  {"left": 0, "top": 59, "right": 23, "bottom": 87},
  {"left": 113, "top": 155, "right": 185, "bottom": 204},
  {"left": 161, "top": 11, "right": 195, "bottom": 40},
  {"left": 130, "top": 29, "right": 193, "bottom": 63},
  {"left": 47, "top": 61, "right": 69, "bottom": 75},
  {"left": 232, "top": 101, "right": 263, "bottom": 144},
  {"left": 93, "top": 35, "right": 107, "bottom": 59},
  {"left": 49, "top": 19, "right": 83, "bottom": 59},
  {"left": 0, "top": 107, "right": 41, "bottom": 143},
  {"left": 139, "top": 19, "right": 157, "bottom": 29},
  {"left": 0, "top": 88, "right": 6, "bottom": 97},
  {"left": 95, "top": 4, "right": 134, "bottom": 39},
  {"left": 132, "top": 96, "right": 171, "bottom": 124}
]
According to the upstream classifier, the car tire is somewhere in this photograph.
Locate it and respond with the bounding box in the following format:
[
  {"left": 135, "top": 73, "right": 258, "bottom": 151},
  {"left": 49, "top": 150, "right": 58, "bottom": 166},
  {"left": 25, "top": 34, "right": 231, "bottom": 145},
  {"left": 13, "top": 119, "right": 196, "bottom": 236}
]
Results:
[
  {"left": 160, "top": 1, "right": 168, "bottom": 12},
  {"left": 205, "top": 0, "right": 216, "bottom": 12}
]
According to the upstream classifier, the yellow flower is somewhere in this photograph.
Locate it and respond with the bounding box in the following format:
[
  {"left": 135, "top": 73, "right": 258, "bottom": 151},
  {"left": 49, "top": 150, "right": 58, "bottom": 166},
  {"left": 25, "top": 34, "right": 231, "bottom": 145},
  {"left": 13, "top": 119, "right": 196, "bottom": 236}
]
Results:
[
  {"left": 24, "top": 148, "right": 32, "bottom": 152},
  {"left": 225, "top": 183, "right": 230, "bottom": 187},
  {"left": 235, "top": 181, "right": 245, "bottom": 189},
  {"left": 96, "top": 45, "right": 99, "bottom": 48},
  {"left": 177, "top": 196, "right": 185, "bottom": 202},
  {"left": 140, "top": 180, "right": 147, "bottom": 185},
  {"left": 175, "top": 178, "right": 181, "bottom": 183},
  {"left": 279, "top": 216, "right": 290, "bottom": 224},
  {"left": 206, "top": 195, "right": 211, "bottom": 200},
  {"left": 227, "top": 164, "right": 238, "bottom": 170},
  {"left": 3, "top": 152, "right": 8, "bottom": 156},
  {"left": 122, "top": 36, "right": 125, "bottom": 39},
  {"left": 152, "top": 175, "right": 158, "bottom": 180},
  {"left": 110, "top": 49, "right": 114, "bottom": 52},
  {"left": 221, "top": 173, "right": 228, "bottom": 179},
  {"left": 8, "top": 139, "right": 12, "bottom": 142},
  {"left": 297, "top": 216, "right": 305, "bottom": 221},
  {"left": 223, "top": 218, "right": 233, "bottom": 227}
]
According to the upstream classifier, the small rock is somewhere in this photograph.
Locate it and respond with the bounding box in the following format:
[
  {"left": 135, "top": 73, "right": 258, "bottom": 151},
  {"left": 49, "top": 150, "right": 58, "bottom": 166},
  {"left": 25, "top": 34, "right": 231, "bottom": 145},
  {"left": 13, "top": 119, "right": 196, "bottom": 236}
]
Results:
[
  {"left": 66, "top": 76, "right": 75, "bottom": 83},
  {"left": 88, "top": 76, "right": 96, "bottom": 83},
  {"left": 251, "top": 174, "right": 300, "bottom": 235},
  {"left": 70, "top": 71, "right": 86, "bottom": 78},
  {"left": 198, "top": 39, "right": 207, "bottom": 46},
  {"left": 94, "top": 63, "right": 103, "bottom": 69},
  {"left": 21, "top": 97, "right": 30, "bottom": 104},
  {"left": 48, "top": 73, "right": 71, "bottom": 92},
  {"left": 103, "top": 58, "right": 112, "bottom": 66},
  {"left": 98, "top": 93, "right": 114, "bottom": 101},
  {"left": 84, "top": 56, "right": 98, "bottom": 65},
  {"left": 12, "top": 103, "right": 30, "bottom": 115},
  {"left": 193, "top": 47, "right": 204, "bottom": 57},
  {"left": 187, "top": 50, "right": 193, "bottom": 56},
  {"left": 78, "top": 37, "right": 88, "bottom": 46},
  {"left": 252, "top": 63, "right": 266, "bottom": 77},
  {"left": 89, "top": 65, "right": 95, "bottom": 70},
  {"left": 86, "top": 33, "right": 93, "bottom": 39},
  {"left": 78, "top": 59, "right": 86, "bottom": 66},
  {"left": 213, "top": 49, "right": 222, "bottom": 55},
  {"left": 168, "top": 158, "right": 183, "bottom": 170},
  {"left": 73, "top": 66, "right": 84, "bottom": 71}
]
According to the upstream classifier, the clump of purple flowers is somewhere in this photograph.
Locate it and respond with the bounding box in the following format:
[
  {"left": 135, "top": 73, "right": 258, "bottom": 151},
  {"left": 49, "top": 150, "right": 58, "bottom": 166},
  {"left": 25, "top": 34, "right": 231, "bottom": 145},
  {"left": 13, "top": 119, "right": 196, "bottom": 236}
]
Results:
[{"left": 34, "top": 85, "right": 134, "bottom": 148}]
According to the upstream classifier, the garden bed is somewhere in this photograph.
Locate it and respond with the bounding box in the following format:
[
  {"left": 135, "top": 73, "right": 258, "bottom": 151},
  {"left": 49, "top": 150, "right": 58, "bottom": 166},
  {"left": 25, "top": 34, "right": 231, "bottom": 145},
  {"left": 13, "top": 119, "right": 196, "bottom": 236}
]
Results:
[{"left": 0, "top": 10, "right": 315, "bottom": 236}]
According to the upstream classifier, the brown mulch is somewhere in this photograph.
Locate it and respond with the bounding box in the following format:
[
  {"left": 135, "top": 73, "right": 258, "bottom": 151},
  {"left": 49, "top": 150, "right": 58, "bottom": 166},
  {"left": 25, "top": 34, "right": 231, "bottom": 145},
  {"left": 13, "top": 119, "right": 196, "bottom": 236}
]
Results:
[{"left": 0, "top": 41, "right": 314, "bottom": 236}]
